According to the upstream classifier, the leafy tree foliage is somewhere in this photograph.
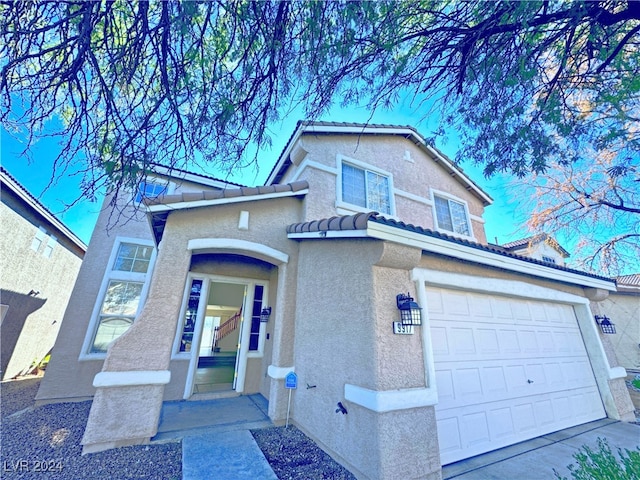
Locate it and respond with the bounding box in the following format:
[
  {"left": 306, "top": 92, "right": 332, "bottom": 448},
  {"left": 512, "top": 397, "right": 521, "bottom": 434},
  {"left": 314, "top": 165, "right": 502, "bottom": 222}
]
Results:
[{"left": 1, "top": 1, "right": 639, "bottom": 271}]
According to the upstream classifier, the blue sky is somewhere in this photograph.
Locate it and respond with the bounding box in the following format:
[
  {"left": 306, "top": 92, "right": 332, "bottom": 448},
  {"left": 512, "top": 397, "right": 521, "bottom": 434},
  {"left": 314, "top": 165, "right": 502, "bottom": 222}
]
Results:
[{"left": 1, "top": 105, "right": 524, "bottom": 248}]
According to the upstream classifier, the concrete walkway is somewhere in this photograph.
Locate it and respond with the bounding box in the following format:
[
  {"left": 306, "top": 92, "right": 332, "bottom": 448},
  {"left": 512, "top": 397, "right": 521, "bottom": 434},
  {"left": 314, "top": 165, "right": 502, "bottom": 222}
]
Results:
[
  {"left": 153, "top": 396, "right": 639, "bottom": 480},
  {"left": 152, "top": 394, "right": 277, "bottom": 480},
  {"left": 443, "top": 419, "right": 640, "bottom": 479}
]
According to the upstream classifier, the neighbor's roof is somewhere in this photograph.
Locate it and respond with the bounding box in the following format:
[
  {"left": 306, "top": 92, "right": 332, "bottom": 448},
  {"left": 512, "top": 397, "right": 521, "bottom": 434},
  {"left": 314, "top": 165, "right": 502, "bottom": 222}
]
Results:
[
  {"left": 145, "top": 181, "right": 309, "bottom": 244},
  {"left": 501, "top": 234, "right": 570, "bottom": 258},
  {"left": 617, "top": 274, "right": 640, "bottom": 286},
  {"left": 0, "top": 166, "right": 87, "bottom": 252},
  {"left": 287, "top": 211, "right": 614, "bottom": 291},
  {"left": 266, "top": 120, "right": 493, "bottom": 206}
]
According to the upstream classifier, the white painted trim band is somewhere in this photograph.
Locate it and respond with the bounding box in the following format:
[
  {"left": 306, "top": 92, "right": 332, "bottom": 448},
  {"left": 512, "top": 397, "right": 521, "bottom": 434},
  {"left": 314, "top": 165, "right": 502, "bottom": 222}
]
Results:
[
  {"left": 367, "top": 222, "right": 615, "bottom": 291},
  {"left": 93, "top": 370, "right": 171, "bottom": 388},
  {"left": 344, "top": 384, "right": 438, "bottom": 412},
  {"left": 188, "top": 238, "right": 289, "bottom": 264},
  {"left": 609, "top": 367, "right": 627, "bottom": 380},
  {"left": 268, "top": 365, "right": 295, "bottom": 379},
  {"left": 147, "top": 188, "right": 309, "bottom": 213}
]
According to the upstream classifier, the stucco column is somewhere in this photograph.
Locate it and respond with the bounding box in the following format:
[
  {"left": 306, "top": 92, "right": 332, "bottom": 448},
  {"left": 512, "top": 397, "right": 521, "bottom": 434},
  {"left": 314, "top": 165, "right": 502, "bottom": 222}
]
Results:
[
  {"left": 82, "top": 234, "right": 192, "bottom": 453},
  {"left": 586, "top": 293, "right": 636, "bottom": 422}
]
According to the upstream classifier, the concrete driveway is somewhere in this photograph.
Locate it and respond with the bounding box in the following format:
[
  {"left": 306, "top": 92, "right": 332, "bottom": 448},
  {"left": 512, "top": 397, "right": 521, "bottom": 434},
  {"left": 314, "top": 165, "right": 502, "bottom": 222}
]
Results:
[{"left": 442, "top": 419, "right": 640, "bottom": 479}]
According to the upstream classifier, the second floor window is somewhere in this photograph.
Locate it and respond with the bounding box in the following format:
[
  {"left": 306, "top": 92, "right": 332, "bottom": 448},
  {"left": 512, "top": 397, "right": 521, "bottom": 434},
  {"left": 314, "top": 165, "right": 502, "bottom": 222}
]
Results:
[
  {"left": 135, "top": 181, "right": 167, "bottom": 203},
  {"left": 434, "top": 195, "right": 471, "bottom": 236},
  {"left": 341, "top": 163, "right": 391, "bottom": 214}
]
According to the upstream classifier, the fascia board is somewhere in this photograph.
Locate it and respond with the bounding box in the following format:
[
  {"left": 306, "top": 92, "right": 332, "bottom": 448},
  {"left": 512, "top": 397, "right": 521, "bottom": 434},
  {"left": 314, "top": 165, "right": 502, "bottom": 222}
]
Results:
[
  {"left": 287, "top": 230, "right": 369, "bottom": 240},
  {"left": 365, "top": 222, "right": 616, "bottom": 291},
  {"left": 1, "top": 173, "right": 87, "bottom": 251},
  {"left": 150, "top": 165, "right": 234, "bottom": 189},
  {"left": 266, "top": 128, "right": 305, "bottom": 185},
  {"left": 146, "top": 188, "right": 309, "bottom": 213},
  {"left": 423, "top": 144, "right": 493, "bottom": 205}
]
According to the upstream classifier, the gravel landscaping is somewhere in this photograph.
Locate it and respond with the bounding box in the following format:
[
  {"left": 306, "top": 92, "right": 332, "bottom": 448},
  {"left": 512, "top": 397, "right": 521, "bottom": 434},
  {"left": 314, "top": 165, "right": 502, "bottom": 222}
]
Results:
[
  {"left": 252, "top": 426, "right": 356, "bottom": 480},
  {"left": 1, "top": 376, "right": 355, "bottom": 479},
  {"left": 1, "top": 377, "right": 181, "bottom": 480}
]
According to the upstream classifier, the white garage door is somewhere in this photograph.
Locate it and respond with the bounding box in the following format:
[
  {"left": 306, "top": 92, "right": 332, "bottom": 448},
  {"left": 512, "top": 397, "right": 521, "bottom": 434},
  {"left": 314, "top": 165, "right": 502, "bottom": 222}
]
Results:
[{"left": 428, "top": 287, "right": 606, "bottom": 465}]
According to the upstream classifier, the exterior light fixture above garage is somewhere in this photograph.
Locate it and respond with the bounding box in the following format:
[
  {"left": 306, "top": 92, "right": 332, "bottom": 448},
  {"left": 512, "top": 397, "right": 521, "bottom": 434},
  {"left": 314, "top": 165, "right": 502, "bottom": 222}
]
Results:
[{"left": 396, "top": 293, "right": 422, "bottom": 326}]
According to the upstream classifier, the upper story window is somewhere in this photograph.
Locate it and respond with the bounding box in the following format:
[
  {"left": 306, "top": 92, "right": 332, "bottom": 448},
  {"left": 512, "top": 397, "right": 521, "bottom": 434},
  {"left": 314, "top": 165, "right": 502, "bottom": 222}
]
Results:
[
  {"left": 135, "top": 181, "right": 167, "bottom": 203},
  {"left": 542, "top": 255, "right": 557, "bottom": 264},
  {"left": 30, "top": 226, "right": 57, "bottom": 258},
  {"left": 434, "top": 194, "right": 471, "bottom": 237},
  {"left": 340, "top": 161, "right": 392, "bottom": 214}
]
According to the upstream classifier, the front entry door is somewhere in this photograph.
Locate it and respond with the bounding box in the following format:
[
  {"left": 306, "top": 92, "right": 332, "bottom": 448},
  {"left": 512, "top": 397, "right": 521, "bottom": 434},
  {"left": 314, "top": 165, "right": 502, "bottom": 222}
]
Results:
[{"left": 179, "top": 275, "right": 268, "bottom": 398}]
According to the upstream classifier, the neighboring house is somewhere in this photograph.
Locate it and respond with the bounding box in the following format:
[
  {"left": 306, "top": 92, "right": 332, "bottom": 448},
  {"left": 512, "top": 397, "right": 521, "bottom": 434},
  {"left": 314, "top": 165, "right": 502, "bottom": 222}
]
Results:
[
  {"left": 592, "top": 274, "right": 639, "bottom": 372},
  {"left": 37, "top": 122, "right": 634, "bottom": 480},
  {"left": 0, "top": 167, "right": 86, "bottom": 380},
  {"left": 500, "top": 234, "right": 570, "bottom": 266}
]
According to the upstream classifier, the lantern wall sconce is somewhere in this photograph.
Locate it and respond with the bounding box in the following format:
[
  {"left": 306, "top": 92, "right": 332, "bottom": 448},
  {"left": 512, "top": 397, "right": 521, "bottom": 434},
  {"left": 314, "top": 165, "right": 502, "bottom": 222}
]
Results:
[
  {"left": 396, "top": 293, "right": 422, "bottom": 326},
  {"left": 594, "top": 315, "right": 616, "bottom": 334}
]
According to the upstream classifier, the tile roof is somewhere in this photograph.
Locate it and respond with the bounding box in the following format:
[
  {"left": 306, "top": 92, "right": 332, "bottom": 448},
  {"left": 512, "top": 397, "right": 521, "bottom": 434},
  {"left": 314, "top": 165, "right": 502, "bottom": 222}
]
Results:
[
  {"left": 617, "top": 274, "right": 640, "bottom": 286},
  {"left": 144, "top": 181, "right": 309, "bottom": 207},
  {"left": 501, "top": 234, "right": 570, "bottom": 258},
  {"left": 147, "top": 162, "right": 245, "bottom": 188},
  {"left": 287, "top": 212, "right": 611, "bottom": 283},
  {"left": 267, "top": 120, "right": 492, "bottom": 206}
]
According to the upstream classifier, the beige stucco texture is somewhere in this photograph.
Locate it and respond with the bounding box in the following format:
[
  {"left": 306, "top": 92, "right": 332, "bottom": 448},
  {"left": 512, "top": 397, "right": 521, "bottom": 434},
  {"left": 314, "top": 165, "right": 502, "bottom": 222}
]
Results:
[
  {"left": 284, "top": 135, "right": 488, "bottom": 243},
  {"left": 37, "top": 195, "right": 154, "bottom": 402},
  {"left": 82, "top": 196, "right": 304, "bottom": 450},
  {"left": 597, "top": 292, "right": 640, "bottom": 371},
  {"left": 291, "top": 239, "right": 441, "bottom": 479},
  {"left": 1, "top": 194, "right": 83, "bottom": 380}
]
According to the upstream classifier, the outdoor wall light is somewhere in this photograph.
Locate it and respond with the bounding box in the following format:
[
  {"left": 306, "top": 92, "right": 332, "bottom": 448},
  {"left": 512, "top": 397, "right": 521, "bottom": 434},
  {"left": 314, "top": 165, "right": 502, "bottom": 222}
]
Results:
[
  {"left": 260, "top": 307, "right": 272, "bottom": 323},
  {"left": 594, "top": 315, "right": 616, "bottom": 334},
  {"left": 396, "top": 293, "right": 422, "bottom": 326}
]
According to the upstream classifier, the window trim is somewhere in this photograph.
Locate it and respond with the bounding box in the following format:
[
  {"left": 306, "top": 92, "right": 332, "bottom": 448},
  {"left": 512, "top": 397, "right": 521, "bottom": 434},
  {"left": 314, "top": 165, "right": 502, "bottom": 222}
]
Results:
[
  {"left": 336, "top": 155, "right": 395, "bottom": 216},
  {"left": 79, "top": 237, "right": 157, "bottom": 360},
  {"left": 134, "top": 179, "right": 174, "bottom": 204},
  {"left": 431, "top": 189, "right": 475, "bottom": 240}
]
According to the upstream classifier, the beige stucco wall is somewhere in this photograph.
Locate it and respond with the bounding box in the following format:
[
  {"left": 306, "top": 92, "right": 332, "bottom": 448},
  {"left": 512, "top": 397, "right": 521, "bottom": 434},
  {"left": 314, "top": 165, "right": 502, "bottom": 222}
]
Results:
[
  {"left": 36, "top": 192, "right": 153, "bottom": 402},
  {"left": 592, "top": 292, "right": 640, "bottom": 371},
  {"left": 163, "top": 253, "right": 278, "bottom": 401},
  {"left": 82, "top": 196, "right": 304, "bottom": 450},
  {"left": 291, "top": 238, "right": 441, "bottom": 480},
  {"left": 281, "top": 134, "right": 488, "bottom": 243},
  {"left": 1, "top": 191, "right": 84, "bottom": 380}
]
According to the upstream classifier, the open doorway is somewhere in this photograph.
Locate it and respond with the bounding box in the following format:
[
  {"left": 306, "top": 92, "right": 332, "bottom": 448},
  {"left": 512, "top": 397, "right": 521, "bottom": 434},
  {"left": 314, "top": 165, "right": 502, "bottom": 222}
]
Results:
[
  {"left": 193, "top": 281, "right": 246, "bottom": 394},
  {"left": 178, "top": 275, "right": 269, "bottom": 398}
]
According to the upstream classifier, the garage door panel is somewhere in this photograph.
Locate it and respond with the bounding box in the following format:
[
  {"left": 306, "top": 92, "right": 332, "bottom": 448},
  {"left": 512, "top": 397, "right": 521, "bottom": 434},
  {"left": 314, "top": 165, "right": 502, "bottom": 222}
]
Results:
[
  {"left": 429, "top": 287, "right": 606, "bottom": 465},
  {"left": 436, "top": 386, "right": 604, "bottom": 465},
  {"left": 435, "top": 358, "right": 600, "bottom": 408}
]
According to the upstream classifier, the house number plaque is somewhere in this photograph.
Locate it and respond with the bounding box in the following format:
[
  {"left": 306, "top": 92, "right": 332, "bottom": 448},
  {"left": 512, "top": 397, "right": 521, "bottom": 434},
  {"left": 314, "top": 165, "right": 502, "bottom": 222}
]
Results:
[{"left": 393, "top": 322, "right": 414, "bottom": 335}]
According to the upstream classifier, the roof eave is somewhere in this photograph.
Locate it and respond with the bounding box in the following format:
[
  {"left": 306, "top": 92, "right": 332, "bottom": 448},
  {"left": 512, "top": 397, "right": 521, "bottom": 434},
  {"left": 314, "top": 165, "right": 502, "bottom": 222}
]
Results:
[
  {"left": 266, "top": 122, "right": 493, "bottom": 206},
  {"left": 146, "top": 188, "right": 309, "bottom": 214},
  {"left": 0, "top": 170, "right": 87, "bottom": 252},
  {"left": 287, "top": 221, "right": 615, "bottom": 292}
]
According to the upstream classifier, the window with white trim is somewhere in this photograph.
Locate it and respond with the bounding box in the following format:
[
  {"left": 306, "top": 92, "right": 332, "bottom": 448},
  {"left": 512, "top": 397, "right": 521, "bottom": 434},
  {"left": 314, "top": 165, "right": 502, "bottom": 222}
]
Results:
[
  {"left": 542, "top": 255, "right": 556, "bottom": 264},
  {"left": 87, "top": 241, "right": 154, "bottom": 354},
  {"left": 341, "top": 162, "right": 392, "bottom": 214},
  {"left": 135, "top": 181, "right": 167, "bottom": 203},
  {"left": 434, "top": 195, "right": 471, "bottom": 236}
]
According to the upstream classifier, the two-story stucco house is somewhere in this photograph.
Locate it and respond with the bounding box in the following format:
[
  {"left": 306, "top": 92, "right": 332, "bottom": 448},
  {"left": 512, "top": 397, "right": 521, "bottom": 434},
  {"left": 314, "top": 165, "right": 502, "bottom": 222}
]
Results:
[
  {"left": 36, "top": 122, "right": 634, "bottom": 479},
  {"left": 0, "top": 167, "right": 86, "bottom": 380}
]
